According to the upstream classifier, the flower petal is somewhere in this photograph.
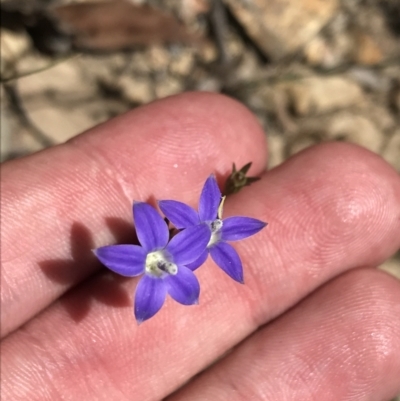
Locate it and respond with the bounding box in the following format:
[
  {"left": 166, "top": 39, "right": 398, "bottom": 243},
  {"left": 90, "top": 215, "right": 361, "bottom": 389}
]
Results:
[
  {"left": 221, "top": 217, "right": 267, "bottom": 242},
  {"left": 164, "top": 265, "right": 200, "bottom": 305},
  {"left": 134, "top": 275, "right": 167, "bottom": 323},
  {"left": 133, "top": 202, "right": 169, "bottom": 252},
  {"left": 158, "top": 200, "right": 199, "bottom": 229},
  {"left": 198, "top": 175, "right": 221, "bottom": 221},
  {"left": 185, "top": 249, "right": 209, "bottom": 271},
  {"left": 210, "top": 242, "right": 244, "bottom": 283},
  {"left": 166, "top": 224, "right": 210, "bottom": 265},
  {"left": 93, "top": 245, "right": 145, "bottom": 276}
]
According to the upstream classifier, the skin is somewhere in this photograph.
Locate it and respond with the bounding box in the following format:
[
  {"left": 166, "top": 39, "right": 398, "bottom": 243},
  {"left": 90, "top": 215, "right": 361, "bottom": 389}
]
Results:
[{"left": 1, "top": 92, "right": 400, "bottom": 401}]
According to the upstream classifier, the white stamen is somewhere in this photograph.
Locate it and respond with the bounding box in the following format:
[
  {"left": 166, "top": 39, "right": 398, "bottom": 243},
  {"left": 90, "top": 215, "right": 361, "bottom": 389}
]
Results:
[
  {"left": 208, "top": 219, "right": 223, "bottom": 247},
  {"left": 145, "top": 251, "right": 178, "bottom": 277},
  {"left": 165, "top": 262, "right": 178, "bottom": 275},
  {"left": 211, "top": 219, "right": 223, "bottom": 232}
]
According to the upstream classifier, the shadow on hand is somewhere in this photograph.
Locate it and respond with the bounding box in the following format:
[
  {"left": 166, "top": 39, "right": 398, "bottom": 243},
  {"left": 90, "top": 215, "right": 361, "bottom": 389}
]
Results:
[
  {"left": 39, "top": 219, "right": 138, "bottom": 322},
  {"left": 60, "top": 272, "right": 132, "bottom": 322},
  {"left": 39, "top": 222, "right": 96, "bottom": 284}
]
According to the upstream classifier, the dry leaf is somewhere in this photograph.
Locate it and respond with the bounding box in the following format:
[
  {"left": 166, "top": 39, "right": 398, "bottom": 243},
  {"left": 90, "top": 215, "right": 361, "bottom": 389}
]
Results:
[{"left": 52, "top": 1, "right": 199, "bottom": 51}]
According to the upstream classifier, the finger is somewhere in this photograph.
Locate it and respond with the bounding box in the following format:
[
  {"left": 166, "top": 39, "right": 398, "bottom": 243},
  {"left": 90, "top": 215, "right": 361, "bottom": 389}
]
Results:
[
  {"left": 2, "top": 143, "right": 399, "bottom": 400},
  {"left": 0, "top": 92, "right": 268, "bottom": 338},
  {"left": 168, "top": 268, "right": 400, "bottom": 401}
]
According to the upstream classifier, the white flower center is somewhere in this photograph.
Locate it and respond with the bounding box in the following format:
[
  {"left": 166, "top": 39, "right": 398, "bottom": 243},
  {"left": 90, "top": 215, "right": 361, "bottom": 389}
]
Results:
[
  {"left": 207, "top": 219, "right": 223, "bottom": 247},
  {"left": 145, "top": 250, "right": 178, "bottom": 277}
]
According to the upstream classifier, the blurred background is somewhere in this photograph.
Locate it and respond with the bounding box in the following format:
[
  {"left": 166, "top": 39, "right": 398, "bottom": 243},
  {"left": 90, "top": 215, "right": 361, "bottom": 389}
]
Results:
[{"left": 1, "top": 0, "right": 399, "bottom": 396}]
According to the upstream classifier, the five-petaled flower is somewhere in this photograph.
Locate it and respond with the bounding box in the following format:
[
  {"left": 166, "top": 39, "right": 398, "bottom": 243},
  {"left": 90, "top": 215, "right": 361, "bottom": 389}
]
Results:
[
  {"left": 159, "top": 175, "right": 267, "bottom": 283},
  {"left": 94, "top": 202, "right": 210, "bottom": 323}
]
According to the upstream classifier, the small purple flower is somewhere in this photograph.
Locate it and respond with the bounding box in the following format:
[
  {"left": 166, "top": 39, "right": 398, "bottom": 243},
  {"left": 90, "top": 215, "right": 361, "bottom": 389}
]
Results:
[
  {"left": 94, "top": 202, "right": 210, "bottom": 323},
  {"left": 159, "top": 175, "right": 267, "bottom": 283}
]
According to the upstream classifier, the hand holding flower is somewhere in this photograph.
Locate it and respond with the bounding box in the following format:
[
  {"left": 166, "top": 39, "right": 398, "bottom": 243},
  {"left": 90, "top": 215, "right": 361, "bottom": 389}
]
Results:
[{"left": 2, "top": 93, "right": 400, "bottom": 401}]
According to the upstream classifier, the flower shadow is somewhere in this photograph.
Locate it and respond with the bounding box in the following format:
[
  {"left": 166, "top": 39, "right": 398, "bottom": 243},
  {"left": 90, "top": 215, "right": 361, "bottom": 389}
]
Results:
[
  {"left": 59, "top": 273, "right": 132, "bottom": 322},
  {"left": 39, "top": 222, "right": 98, "bottom": 285},
  {"left": 39, "top": 220, "right": 136, "bottom": 322}
]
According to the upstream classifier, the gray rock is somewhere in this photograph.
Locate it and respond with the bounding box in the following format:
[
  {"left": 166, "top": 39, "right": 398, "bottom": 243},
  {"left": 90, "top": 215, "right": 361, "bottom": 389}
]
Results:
[
  {"left": 382, "top": 129, "right": 400, "bottom": 172},
  {"left": 280, "top": 76, "right": 364, "bottom": 116},
  {"left": 223, "top": 0, "right": 338, "bottom": 60},
  {"left": 325, "top": 112, "right": 384, "bottom": 153}
]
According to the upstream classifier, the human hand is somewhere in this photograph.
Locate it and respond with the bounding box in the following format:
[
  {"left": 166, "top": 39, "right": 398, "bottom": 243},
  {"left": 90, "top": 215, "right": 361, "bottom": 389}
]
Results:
[{"left": 2, "top": 92, "right": 400, "bottom": 400}]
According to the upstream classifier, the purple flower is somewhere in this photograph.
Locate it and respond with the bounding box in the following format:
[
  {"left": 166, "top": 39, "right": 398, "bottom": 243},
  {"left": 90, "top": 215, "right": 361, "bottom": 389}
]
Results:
[
  {"left": 94, "top": 202, "right": 210, "bottom": 323},
  {"left": 159, "top": 175, "right": 267, "bottom": 283}
]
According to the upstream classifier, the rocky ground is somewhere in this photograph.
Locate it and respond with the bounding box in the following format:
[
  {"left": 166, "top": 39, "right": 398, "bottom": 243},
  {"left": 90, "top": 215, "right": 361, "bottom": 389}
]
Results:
[{"left": 1, "top": 0, "right": 400, "bottom": 397}]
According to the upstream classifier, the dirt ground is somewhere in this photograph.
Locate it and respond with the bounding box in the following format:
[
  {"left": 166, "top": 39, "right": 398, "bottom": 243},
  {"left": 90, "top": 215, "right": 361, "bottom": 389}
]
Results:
[{"left": 1, "top": 0, "right": 400, "bottom": 398}]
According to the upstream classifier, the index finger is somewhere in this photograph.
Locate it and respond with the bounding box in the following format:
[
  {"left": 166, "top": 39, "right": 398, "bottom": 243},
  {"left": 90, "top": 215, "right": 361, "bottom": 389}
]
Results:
[{"left": 0, "top": 92, "right": 268, "bottom": 337}]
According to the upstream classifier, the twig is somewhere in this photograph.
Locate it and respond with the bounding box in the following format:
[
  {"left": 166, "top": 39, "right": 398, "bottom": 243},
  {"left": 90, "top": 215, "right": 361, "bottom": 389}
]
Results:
[
  {"left": 0, "top": 53, "right": 80, "bottom": 84},
  {"left": 3, "top": 82, "right": 54, "bottom": 148},
  {"left": 210, "top": 0, "right": 232, "bottom": 67}
]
